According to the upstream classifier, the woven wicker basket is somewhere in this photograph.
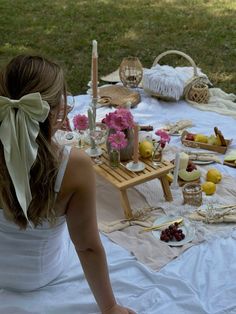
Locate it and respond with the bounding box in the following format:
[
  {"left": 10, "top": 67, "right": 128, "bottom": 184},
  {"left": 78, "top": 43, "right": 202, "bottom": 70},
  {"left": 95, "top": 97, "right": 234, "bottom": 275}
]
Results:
[{"left": 144, "top": 50, "right": 209, "bottom": 103}]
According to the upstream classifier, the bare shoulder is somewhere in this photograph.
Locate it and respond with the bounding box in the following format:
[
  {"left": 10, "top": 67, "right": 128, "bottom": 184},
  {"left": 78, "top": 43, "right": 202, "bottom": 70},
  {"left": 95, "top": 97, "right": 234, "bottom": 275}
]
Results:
[
  {"left": 64, "top": 147, "right": 94, "bottom": 190},
  {"left": 69, "top": 147, "right": 92, "bottom": 168}
]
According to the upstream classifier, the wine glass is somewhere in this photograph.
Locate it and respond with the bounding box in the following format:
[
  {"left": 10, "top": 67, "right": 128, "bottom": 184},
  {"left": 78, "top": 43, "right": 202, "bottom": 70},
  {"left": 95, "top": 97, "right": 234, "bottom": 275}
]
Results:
[
  {"left": 67, "top": 93, "right": 75, "bottom": 115},
  {"left": 86, "top": 123, "right": 107, "bottom": 164},
  {"left": 56, "top": 93, "right": 75, "bottom": 132}
]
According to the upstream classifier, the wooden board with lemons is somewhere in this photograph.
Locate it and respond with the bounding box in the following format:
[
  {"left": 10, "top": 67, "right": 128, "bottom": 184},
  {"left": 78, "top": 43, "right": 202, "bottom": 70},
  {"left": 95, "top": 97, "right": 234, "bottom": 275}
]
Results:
[{"left": 181, "top": 128, "right": 231, "bottom": 154}]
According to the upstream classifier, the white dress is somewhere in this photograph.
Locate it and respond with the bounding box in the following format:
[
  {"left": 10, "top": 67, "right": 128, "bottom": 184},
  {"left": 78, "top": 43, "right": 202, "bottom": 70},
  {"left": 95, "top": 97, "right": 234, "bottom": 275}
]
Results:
[{"left": 0, "top": 146, "right": 100, "bottom": 313}]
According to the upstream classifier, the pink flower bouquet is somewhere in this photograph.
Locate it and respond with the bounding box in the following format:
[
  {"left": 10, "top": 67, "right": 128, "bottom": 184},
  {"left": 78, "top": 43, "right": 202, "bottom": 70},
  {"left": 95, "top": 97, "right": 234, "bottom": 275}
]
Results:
[
  {"left": 104, "top": 108, "right": 135, "bottom": 161},
  {"left": 155, "top": 129, "right": 171, "bottom": 148},
  {"left": 72, "top": 114, "right": 89, "bottom": 149},
  {"left": 103, "top": 108, "right": 134, "bottom": 132},
  {"left": 103, "top": 108, "right": 134, "bottom": 150}
]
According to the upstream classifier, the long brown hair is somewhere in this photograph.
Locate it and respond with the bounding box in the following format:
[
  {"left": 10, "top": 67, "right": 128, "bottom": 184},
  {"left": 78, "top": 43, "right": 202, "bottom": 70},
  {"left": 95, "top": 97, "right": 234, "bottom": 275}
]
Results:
[{"left": 0, "top": 55, "right": 67, "bottom": 229}]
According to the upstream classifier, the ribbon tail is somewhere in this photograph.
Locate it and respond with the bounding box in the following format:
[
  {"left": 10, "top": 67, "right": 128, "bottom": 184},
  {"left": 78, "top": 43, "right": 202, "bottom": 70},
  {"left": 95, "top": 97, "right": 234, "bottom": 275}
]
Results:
[{"left": 0, "top": 111, "right": 33, "bottom": 223}]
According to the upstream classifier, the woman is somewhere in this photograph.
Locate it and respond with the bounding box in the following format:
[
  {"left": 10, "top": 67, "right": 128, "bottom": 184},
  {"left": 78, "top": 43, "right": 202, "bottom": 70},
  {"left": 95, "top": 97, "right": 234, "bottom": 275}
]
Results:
[{"left": 0, "top": 55, "right": 135, "bottom": 314}]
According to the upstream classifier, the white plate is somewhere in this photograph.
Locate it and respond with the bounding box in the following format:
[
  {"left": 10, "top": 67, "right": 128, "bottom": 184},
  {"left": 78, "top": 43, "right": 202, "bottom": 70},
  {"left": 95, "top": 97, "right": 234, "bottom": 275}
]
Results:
[
  {"left": 152, "top": 216, "right": 195, "bottom": 246},
  {"left": 192, "top": 160, "right": 215, "bottom": 165},
  {"left": 160, "top": 127, "right": 183, "bottom": 136},
  {"left": 85, "top": 147, "right": 103, "bottom": 157},
  {"left": 126, "top": 161, "right": 145, "bottom": 172}
]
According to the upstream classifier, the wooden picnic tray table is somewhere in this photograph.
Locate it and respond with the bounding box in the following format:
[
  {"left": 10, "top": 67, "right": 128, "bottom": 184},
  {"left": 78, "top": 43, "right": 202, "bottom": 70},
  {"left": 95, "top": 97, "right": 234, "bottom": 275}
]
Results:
[{"left": 92, "top": 149, "right": 175, "bottom": 219}]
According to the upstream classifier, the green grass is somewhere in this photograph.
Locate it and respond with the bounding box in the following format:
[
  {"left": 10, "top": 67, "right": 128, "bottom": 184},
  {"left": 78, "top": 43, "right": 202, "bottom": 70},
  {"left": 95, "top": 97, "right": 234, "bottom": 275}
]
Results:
[{"left": 0, "top": 0, "right": 235, "bottom": 95}]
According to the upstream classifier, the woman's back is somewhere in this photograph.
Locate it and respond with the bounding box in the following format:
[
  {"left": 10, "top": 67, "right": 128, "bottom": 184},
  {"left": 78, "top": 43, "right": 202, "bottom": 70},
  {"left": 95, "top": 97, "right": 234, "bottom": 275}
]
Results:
[
  {"left": 0, "top": 146, "right": 71, "bottom": 291},
  {"left": 0, "top": 54, "right": 135, "bottom": 313},
  {"left": 0, "top": 210, "right": 69, "bottom": 291}
]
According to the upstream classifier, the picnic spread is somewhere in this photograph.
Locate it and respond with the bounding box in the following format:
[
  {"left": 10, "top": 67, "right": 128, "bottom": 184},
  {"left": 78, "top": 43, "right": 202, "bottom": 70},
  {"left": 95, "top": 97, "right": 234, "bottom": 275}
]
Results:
[
  {"left": 7, "top": 43, "right": 236, "bottom": 314},
  {"left": 66, "top": 45, "right": 236, "bottom": 312},
  {"left": 52, "top": 83, "right": 236, "bottom": 312}
]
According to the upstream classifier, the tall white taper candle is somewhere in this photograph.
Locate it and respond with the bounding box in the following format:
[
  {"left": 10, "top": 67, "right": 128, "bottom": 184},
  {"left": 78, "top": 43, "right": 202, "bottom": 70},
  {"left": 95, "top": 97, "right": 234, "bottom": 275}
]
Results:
[
  {"left": 92, "top": 40, "right": 98, "bottom": 100},
  {"left": 172, "top": 152, "right": 180, "bottom": 189},
  {"left": 133, "top": 124, "right": 139, "bottom": 163}
]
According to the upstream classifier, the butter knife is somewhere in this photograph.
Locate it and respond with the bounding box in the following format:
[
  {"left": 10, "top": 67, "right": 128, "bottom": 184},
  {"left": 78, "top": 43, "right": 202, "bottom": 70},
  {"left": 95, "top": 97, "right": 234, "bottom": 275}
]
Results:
[{"left": 139, "top": 217, "right": 183, "bottom": 233}]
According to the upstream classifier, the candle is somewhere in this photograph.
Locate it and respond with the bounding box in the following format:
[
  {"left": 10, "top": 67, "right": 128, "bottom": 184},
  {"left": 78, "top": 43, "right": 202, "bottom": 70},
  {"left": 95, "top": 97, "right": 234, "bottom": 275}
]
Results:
[
  {"left": 133, "top": 123, "right": 139, "bottom": 163},
  {"left": 87, "top": 108, "right": 94, "bottom": 130},
  {"left": 92, "top": 40, "right": 98, "bottom": 100},
  {"left": 179, "top": 152, "right": 189, "bottom": 170},
  {"left": 87, "top": 108, "right": 95, "bottom": 149},
  {"left": 172, "top": 152, "right": 180, "bottom": 188}
]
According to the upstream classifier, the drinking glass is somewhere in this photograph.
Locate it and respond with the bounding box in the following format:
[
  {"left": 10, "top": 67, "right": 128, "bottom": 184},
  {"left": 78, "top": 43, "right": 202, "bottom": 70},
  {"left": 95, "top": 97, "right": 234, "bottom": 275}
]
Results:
[
  {"left": 56, "top": 93, "right": 75, "bottom": 131},
  {"left": 87, "top": 123, "right": 107, "bottom": 164},
  {"left": 67, "top": 94, "right": 75, "bottom": 114}
]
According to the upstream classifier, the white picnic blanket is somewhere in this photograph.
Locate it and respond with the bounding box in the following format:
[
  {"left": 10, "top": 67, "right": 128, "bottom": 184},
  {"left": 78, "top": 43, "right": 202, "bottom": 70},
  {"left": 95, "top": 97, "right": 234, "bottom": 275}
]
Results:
[{"left": 1, "top": 91, "right": 236, "bottom": 314}]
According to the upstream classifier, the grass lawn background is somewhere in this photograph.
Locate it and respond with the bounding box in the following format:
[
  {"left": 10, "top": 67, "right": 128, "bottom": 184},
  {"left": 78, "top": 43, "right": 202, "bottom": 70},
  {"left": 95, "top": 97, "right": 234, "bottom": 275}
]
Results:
[{"left": 0, "top": 0, "right": 235, "bottom": 95}]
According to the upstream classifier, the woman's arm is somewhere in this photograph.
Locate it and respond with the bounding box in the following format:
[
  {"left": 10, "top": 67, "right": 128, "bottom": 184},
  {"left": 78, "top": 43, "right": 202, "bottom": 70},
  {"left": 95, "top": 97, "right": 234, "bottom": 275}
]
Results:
[{"left": 65, "top": 149, "right": 135, "bottom": 314}]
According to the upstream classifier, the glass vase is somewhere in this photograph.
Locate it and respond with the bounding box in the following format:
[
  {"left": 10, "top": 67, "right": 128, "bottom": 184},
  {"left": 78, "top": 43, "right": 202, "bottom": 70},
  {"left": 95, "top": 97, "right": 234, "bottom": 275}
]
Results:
[
  {"left": 109, "top": 148, "right": 120, "bottom": 168},
  {"left": 152, "top": 145, "right": 163, "bottom": 167},
  {"left": 119, "top": 57, "right": 143, "bottom": 89},
  {"left": 106, "top": 128, "right": 134, "bottom": 162}
]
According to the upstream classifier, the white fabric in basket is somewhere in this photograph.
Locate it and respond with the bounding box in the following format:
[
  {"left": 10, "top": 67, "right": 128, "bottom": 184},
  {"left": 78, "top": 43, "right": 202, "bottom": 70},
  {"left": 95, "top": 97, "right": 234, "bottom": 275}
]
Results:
[{"left": 143, "top": 65, "right": 208, "bottom": 101}]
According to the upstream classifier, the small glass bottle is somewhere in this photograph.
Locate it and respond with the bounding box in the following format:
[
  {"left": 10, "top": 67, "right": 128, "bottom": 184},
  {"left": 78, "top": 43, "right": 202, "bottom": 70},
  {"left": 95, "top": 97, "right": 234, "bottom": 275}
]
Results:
[
  {"left": 152, "top": 144, "right": 162, "bottom": 167},
  {"left": 109, "top": 148, "right": 120, "bottom": 168}
]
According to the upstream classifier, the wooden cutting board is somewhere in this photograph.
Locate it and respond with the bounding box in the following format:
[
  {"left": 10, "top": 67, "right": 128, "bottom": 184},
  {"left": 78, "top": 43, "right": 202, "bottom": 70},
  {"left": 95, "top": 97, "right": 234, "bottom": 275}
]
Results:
[{"left": 98, "top": 85, "right": 141, "bottom": 108}]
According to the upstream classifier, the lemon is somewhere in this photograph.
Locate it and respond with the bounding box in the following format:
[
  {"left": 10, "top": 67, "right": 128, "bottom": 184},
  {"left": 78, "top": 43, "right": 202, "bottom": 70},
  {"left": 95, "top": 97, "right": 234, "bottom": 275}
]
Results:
[
  {"left": 207, "top": 135, "right": 217, "bottom": 145},
  {"left": 139, "top": 140, "right": 153, "bottom": 158},
  {"left": 201, "top": 181, "right": 216, "bottom": 195},
  {"left": 206, "top": 168, "right": 222, "bottom": 184},
  {"left": 194, "top": 134, "right": 208, "bottom": 143},
  {"left": 166, "top": 173, "right": 173, "bottom": 183}
]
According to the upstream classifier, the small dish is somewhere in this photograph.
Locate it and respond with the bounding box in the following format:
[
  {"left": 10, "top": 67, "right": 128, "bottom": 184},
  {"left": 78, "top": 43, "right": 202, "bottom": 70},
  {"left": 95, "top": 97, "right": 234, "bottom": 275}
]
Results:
[
  {"left": 152, "top": 216, "right": 195, "bottom": 246},
  {"left": 192, "top": 160, "right": 215, "bottom": 165},
  {"left": 126, "top": 161, "right": 145, "bottom": 172},
  {"left": 65, "top": 132, "right": 75, "bottom": 140}
]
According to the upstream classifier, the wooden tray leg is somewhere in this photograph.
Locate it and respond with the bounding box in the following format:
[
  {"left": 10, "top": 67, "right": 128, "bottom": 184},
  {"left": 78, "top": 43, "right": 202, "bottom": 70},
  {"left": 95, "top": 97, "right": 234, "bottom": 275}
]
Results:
[
  {"left": 160, "top": 175, "right": 173, "bottom": 202},
  {"left": 119, "top": 189, "right": 133, "bottom": 219}
]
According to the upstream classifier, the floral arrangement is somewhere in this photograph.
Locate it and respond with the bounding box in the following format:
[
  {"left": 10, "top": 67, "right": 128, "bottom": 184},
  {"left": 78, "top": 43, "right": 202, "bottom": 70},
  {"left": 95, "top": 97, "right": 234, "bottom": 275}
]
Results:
[
  {"left": 73, "top": 114, "right": 89, "bottom": 131},
  {"left": 103, "top": 108, "right": 134, "bottom": 150},
  {"left": 155, "top": 129, "right": 171, "bottom": 149}
]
